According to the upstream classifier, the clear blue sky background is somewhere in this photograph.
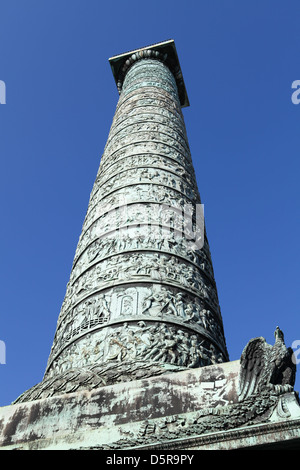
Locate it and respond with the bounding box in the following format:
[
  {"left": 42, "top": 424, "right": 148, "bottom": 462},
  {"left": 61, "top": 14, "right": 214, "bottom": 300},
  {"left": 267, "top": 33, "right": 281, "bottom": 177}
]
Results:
[{"left": 0, "top": 0, "right": 299, "bottom": 406}]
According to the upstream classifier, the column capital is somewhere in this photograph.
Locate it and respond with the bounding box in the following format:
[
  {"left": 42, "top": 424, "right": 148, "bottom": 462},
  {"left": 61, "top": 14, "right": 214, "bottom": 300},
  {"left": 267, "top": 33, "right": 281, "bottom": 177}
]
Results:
[{"left": 109, "top": 39, "right": 189, "bottom": 108}]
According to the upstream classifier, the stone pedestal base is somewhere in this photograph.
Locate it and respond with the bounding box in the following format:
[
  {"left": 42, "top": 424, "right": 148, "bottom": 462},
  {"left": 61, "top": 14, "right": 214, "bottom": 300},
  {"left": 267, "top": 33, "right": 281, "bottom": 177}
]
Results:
[{"left": 1, "top": 360, "right": 300, "bottom": 450}]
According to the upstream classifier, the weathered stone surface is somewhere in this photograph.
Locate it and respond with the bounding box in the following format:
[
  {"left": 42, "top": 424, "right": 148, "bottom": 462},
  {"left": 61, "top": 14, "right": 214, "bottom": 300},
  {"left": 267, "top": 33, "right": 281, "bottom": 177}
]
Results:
[
  {"left": 1, "top": 360, "right": 300, "bottom": 450},
  {"left": 0, "top": 361, "right": 238, "bottom": 449}
]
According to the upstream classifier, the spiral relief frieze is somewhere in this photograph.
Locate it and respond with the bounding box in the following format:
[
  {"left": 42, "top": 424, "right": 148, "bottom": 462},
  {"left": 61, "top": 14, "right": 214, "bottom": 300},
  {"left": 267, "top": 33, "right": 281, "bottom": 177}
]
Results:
[{"left": 42, "top": 55, "right": 229, "bottom": 383}]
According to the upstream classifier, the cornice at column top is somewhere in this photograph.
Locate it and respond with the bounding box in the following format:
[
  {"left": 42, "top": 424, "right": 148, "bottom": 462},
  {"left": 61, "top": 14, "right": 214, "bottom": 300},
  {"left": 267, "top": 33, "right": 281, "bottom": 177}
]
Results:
[{"left": 109, "top": 39, "right": 190, "bottom": 108}]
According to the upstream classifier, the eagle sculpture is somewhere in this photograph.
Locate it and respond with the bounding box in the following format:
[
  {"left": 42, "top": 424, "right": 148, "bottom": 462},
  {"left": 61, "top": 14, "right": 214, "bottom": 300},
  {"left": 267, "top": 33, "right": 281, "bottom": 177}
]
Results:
[{"left": 238, "top": 327, "right": 296, "bottom": 401}]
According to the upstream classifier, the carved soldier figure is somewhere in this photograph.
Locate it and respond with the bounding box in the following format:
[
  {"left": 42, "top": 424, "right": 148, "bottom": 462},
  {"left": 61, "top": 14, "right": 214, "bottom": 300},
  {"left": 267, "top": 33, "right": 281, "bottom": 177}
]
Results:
[
  {"left": 96, "top": 294, "right": 110, "bottom": 320},
  {"left": 188, "top": 335, "right": 201, "bottom": 368},
  {"left": 174, "top": 293, "right": 185, "bottom": 317},
  {"left": 176, "top": 330, "right": 190, "bottom": 366},
  {"left": 152, "top": 331, "right": 177, "bottom": 364},
  {"left": 143, "top": 325, "right": 168, "bottom": 361},
  {"left": 142, "top": 291, "right": 163, "bottom": 317}
]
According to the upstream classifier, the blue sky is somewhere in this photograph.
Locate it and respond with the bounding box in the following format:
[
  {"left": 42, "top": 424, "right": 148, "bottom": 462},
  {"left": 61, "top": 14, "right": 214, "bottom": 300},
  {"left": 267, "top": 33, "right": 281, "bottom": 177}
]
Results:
[{"left": 0, "top": 0, "right": 300, "bottom": 406}]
